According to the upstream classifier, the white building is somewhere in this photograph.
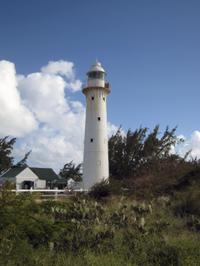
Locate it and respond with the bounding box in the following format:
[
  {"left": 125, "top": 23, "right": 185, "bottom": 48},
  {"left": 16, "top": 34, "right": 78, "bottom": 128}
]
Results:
[
  {"left": 67, "top": 178, "right": 83, "bottom": 190},
  {"left": 0, "top": 166, "right": 59, "bottom": 189},
  {"left": 82, "top": 61, "right": 110, "bottom": 190}
]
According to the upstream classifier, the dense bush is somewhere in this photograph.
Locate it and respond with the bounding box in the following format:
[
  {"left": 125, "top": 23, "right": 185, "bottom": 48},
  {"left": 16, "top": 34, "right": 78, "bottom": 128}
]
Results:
[
  {"left": 173, "top": 189, "right": 200, "bottom": 217},
  {"left": 88, "top": 179, "right": 111, "bottom": 200},
  {"left": 1, "top": 126, "right": 200, "bottom": 265},
  {"left": 109, "top": 125, "right": 180, "bottom": 179},
  {"left": 0, "top": 186, "right": 200, "bottom": 265}
]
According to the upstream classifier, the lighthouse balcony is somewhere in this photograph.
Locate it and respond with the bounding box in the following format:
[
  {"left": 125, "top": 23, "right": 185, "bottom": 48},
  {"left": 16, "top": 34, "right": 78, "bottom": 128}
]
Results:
[
  {"left": 82, "top": 81, "right": 111, "bottom": 95},
  {"left": 105, "top": 82, "right": 110, "bottom": 89}
]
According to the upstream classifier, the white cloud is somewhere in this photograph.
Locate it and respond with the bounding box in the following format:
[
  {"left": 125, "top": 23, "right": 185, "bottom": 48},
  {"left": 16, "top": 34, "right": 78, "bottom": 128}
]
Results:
[
  {"left": 0, "top": 59, "right": 118, "bottom": 173},
  {"left": 41, "top": 60, "right": 82, "bottom": 92},
  {"left": 41, "top": 60, "right": 74, "bottom": 78},
  {"left": 107, "top": 122, "right": 119, "bottom": 137},
  {"left": 3, "top": 58, "right": 200, "bottom": 172},
  {"left": 0, "top": 61, "right": 37, "bottom": 137},
  {"left": 66, "top": 79, "right": 82, "bottom": 92},
  {"left": 18, "top": 72, "right": 69, "bottom": 123},
  {"left": 177, "top": 131, "right": 200, "bottom": 159}
]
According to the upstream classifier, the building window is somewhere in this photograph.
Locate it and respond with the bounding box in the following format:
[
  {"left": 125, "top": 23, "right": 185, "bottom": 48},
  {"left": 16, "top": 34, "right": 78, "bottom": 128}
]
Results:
[
  {"left": 91, "top": 96, "right": 94, "bottom": 100},
  {"left": 98, "top": 117, "right": 101, "bottom": 121},
  {"left": 103, "top": 97, "right": 105, "bottom": 101},
  {"left": 90, "top": 138, "right": 93, "bottom": 142}
]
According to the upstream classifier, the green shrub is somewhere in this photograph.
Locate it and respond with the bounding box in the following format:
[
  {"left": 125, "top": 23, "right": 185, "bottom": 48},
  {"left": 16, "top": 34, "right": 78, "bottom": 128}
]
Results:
[
  {"left": 1, "top": 184, "right": 200, "bottom": 265},
  {"left": 147, "top": 243, "right": 180, "bottom": 266},
  {"left": 89, "top": 180, "right": 111, "bottom": 200},
  {"left": 173, "top": 190, "right": 200, "bottom": 217}
]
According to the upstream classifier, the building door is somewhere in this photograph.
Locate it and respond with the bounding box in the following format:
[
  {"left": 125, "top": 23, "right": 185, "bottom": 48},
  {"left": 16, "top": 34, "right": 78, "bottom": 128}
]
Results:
[{"left": 22, "top": 181, "right": 34, "bottom": 189}]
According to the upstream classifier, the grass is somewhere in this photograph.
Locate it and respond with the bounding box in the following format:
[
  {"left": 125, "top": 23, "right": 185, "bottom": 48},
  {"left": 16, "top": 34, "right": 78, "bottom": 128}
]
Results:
[{"left": 1, "top": 185, "right": 200, "bottom": 265}]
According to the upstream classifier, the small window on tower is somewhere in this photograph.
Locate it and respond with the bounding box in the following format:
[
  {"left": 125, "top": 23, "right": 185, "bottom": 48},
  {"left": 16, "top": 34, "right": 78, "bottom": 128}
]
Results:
[
  {"left": 103, "top": 97, "right": 105, "bottom": 101},
  {"left": 90, "top": 138, "right": 93, "bottom": 143},
  {"left": 91, "top": 96, "right": 94, "bottom": 100},
  {"left": 98, "top": 117, "right": 101, "bottom": 121}
]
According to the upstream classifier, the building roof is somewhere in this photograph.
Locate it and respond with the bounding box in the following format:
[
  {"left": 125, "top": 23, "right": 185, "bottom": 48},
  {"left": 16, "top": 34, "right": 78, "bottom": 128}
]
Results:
[
  {"left": 1, "top": 166, "right": 27, "bottom": 178},
  {"left": 87, "top": 61, "right": 106, "bottom": 73},
  {"left": 30, "top": 167, "right": 59, "bottom": 181},
  {"left": 0, "top": 166, "right": 59, "bottom": 182},
  {"left": 54, "top": 177, "right": 68, "bottom": 184}
]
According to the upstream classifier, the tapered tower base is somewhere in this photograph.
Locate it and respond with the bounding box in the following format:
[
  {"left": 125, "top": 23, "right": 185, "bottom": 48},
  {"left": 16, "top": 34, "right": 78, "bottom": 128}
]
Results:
[{"left": 82, "top": 62, "right": 110, "bottom": 190}]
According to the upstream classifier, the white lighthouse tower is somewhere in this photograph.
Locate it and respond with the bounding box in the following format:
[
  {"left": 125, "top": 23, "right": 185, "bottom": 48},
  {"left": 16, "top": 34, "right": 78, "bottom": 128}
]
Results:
[{"left": 82, "top": 61, "right": 110, "bottom": 190}]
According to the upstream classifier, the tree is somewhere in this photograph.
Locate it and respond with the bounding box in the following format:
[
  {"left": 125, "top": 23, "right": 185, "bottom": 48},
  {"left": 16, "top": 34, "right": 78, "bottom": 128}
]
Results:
[
  {"left": 0, "top": 137, "right": 16, "bottom": 174},
  {"left": 59, "top": 161, "right": 82, "bottom": 182},
  {"left": 16, "top": 150, "right": 32, "bottom": 167},
  {"left": 109, "top": 125, "right": 180, "bottom": 179},
  {"left": 109, "top": 127, "right": 147, "bottom": 178}
]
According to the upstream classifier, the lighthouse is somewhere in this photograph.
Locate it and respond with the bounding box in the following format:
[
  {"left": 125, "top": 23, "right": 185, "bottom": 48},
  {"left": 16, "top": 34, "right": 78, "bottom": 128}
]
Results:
[{"left": 82, "top": 61, "right": 110, "bottom": 190}]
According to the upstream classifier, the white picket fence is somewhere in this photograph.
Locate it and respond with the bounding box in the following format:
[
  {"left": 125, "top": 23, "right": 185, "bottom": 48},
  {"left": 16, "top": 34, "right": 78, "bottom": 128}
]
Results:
[{"left": 11, "top": 188, "right": 86, "bottom": 199}]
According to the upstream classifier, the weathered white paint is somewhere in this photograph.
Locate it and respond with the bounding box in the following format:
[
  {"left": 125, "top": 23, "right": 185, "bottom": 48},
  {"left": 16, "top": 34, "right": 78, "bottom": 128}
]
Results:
[
  {"left": 11, "top": 189, "right": 85, "bottom": 193},
  {"left": 88, "top": 78, "right": 105, "bottom": 88},
  {"left": 36, "top": 179, "right": 46, "bottom": 189},
  {"left": 16, "top": 167, "right": 46, "bottom": 189},
  {"left": 82, "top": 62, "right": 110, "bottom": 189},
  {"left": 67, "top": 178, "right": 75, "bottom": 189},
  {"left": 16, "top": 167, "right": 37, "bottom": 189}
]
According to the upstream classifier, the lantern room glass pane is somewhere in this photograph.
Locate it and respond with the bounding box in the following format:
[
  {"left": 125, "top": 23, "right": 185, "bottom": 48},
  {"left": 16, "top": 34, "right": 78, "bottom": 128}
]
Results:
[{"left": 88, "top": 71, "right": 104, "bottom": 80}]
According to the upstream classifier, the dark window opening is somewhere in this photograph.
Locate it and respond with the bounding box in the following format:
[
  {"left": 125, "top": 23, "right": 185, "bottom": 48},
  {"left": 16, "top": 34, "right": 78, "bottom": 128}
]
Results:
[
  {"left": 90, "top": 138, "right": 93, "bottom": 142},
  {"left": 103, "top": 97, "right": 105, "bottom": 101},
  {"left": 91, "top": 96, "right": 94, "bottom": 100},
  {"left": 22, "top": 181, "right": 34, "bottom": 189},
  {"left": 98, "top": 117, "right": 101, "bottom": 121},
  {"left": 88, "top": 71, "right": 104, "bottom": 80}
]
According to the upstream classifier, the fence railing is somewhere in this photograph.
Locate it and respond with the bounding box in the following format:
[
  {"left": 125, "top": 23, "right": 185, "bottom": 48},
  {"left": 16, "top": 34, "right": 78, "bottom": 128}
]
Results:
[{"left": 10, "top": 188, "right": 86, "bottom": 199}]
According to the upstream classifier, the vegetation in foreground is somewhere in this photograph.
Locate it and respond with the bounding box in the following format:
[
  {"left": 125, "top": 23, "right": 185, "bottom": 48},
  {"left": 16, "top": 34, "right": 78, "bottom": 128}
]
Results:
[
  {"left": 1, "top": 125, "right": 200, "bottom": 265},
  {"left": 1, "top": 180, "right": 200, "bottom": 266}
]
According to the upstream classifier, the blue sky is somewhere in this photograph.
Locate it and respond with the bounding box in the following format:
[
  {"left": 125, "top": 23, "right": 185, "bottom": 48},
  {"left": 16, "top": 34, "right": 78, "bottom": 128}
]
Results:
[
  {"left": 1, "top": 0, "right": 200, "bottom": 136},
  {"left": 1, "top": 0, "right": 200, "bottom": 169}
]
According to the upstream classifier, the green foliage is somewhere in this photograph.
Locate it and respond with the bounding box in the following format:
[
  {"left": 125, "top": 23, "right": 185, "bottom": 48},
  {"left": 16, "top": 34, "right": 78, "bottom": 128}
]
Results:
[
  {"left": 0, "top": 136, "right": 16, "bottom": 174},
  {"left": 1, "top": 125, "right": 200, "bottom": 265},
  {"left": 109, "top": 125, "right": 180, "bottom": 179},
  {"left": 0, "top": 187, "right": 200, "bottom": 265},
  {"left": 108, "top": 125, "right": 200, "bottom": 198},
  {"left": 173, "top": 192, "right": 200, "bottom": 217},
  {"left": 59, "top": 161, "right": 82, "bottom": 182},
  {"left": 89, "top": 179, "right": 111, "bottom": 200}
]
